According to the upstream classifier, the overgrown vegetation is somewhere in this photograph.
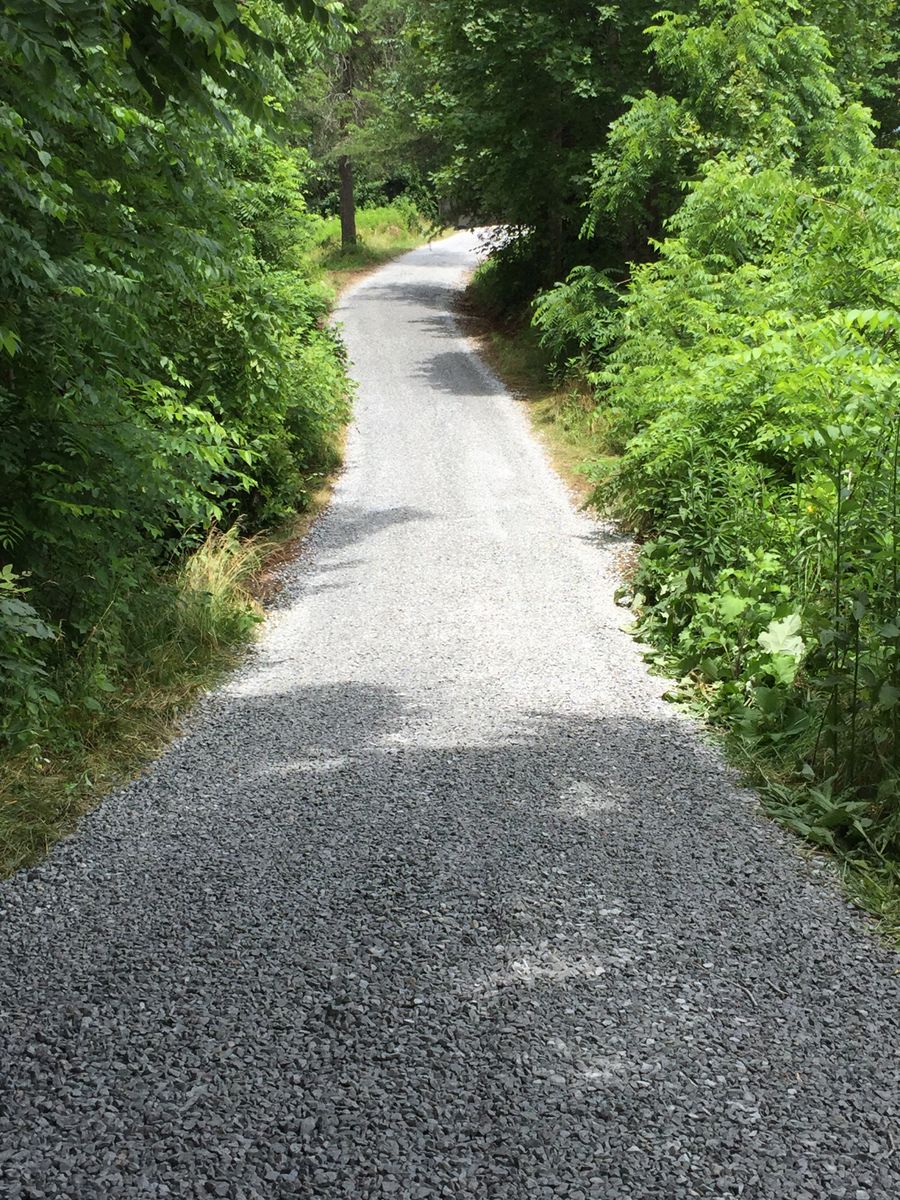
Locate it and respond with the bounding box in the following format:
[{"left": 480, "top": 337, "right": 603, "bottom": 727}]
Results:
[
  {"left": 592, "top": 14, "right": 900, "bottom": 925},
  {"left": 0, "top": 2, "right": 431, "bottom": 871},
  {"left": 0, "top": 528, "right": 267, "bottom": 873},
  {"left": 6, "top": 0, "right": 900, "bottom": 921},
  {"left": 443, "top": 1, "right": 900, "bottom": 931},
  {"left": 311, "top": 199, "right": 432, "bottom": 281}
]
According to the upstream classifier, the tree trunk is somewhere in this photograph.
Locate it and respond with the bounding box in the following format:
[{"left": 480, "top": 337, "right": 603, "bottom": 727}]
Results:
[
  {"left": 338, "top": 153, "right": 357, "bottom": 247},
  {"left": 338, "top": 52, "right": 356, "bottom": 248},
  {"left": 547, "top": 115, "right": 565, "bottom": 282}
]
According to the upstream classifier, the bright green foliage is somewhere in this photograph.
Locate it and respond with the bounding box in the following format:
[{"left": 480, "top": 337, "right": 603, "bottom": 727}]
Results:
[
  {"left": 483, "top": 0, "right": 900, "bottom": 888},
  {"left": 0, "top": 1, "right": 339, "bottom": 118},
  {"left": 0, "top": 2, "right": 349, "bottom": 748},
  {"left": 533, "top": 267, "right": 621, "bottom": 381},
  {"left": 405, "top": 0, "right": 666, "bottom": 290},
  {"left": 572, "top": 6, "right": 900, "bottom": 861},
  {"left": 587, "top": 0, "right": 897, "bottom": 251},
  {"left": 405, "top": 0, "right": 896, "bottom": 297}
]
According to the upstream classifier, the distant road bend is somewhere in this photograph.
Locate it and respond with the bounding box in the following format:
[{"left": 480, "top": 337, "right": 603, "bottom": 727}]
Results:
[{"left": 1, "top": 231, "right": 899, "bottom": 1199}]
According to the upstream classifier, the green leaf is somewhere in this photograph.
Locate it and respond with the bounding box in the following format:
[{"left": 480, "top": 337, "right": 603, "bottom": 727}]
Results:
[
  {"left": 758, "top": 614, "right": 805, "bottom": 660},
  {"left": 752, "top": 685, "right": 785, "bottom": 716},
  {"left": 212, "top": 0, "right": 240, "bottom": 22},
  {"left": 718, "top": 592, "right": 748, "bottom": 621}
]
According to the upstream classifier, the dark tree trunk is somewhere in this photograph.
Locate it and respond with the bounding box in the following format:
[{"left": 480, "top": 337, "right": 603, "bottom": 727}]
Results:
[
  {"left": 547, "top": 115, "right": 565, "bottom": 282},
  {"left": 338, "top": 153, "right": 357, "bottom": 247},
  {"left": 338, "top": 53, "right": 357, "bottom": 248}
]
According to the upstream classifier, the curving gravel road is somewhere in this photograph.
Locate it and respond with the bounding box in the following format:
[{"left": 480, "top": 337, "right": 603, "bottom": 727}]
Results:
[{"left": 2, "top": 231, "right": 899, "bottom": 1199}]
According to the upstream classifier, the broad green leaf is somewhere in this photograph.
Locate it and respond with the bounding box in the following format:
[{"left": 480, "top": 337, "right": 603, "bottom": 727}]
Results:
[{"left": 758, "top": 614, "right": 805, "bottom": 660}]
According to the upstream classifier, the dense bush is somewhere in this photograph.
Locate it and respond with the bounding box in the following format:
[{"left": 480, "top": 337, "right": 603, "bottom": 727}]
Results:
[
  {"left": 527, "top": 2, "right": 900, "bottom": 866},
  {"left": 532, "top": 267, "right": 620, "bottom": 383},
  {"left": 0, "top": 3, "right": 348, "bottom": 750},
  {"left": 607, "top": 132, "right": 900, "bottom": 819}
]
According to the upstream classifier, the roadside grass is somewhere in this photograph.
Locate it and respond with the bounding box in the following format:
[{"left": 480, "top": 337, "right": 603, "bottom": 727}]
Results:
[
  {"left": 0, "top": 203, "right": 438, "bottom": 878},
  {"left": 311, "top": 203, "right": 436, "bottom": 294},
  {"left": 461, "top": 275, "right": 900, "bottom": 947},
  {"left": 0, "top": 470, "right": 345, "bottom": 878},
  {"left": 730, "top": 741, "right": 900, "bottom": 945},
  {"left": 845, "top": 863, "right": 900, "bottom": 939},
  {"left": 0, "top": 528, "right": 265, "bottom": 875}
]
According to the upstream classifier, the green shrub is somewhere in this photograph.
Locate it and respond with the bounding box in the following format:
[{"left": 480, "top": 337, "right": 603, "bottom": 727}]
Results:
[
  {"left": 0, "top": 5, "right": 350, "bottom": 754},
  {"left": 0, "top": 567, "right": 59, "bottom": 748},
  {"left": 466, "top": 235, "right": 548, "bottom": 322},
  {"left": 532, "top": 266, "right": 620, "bottom": 381},
  {"left": 598, "top": 117, "right": 900, "bottom": 847},
  {"left": 530, "top": 2, "right": 900, "bottom": 878}
]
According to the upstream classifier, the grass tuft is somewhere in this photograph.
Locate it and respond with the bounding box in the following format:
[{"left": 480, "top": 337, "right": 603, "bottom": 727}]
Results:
[
  {"left": 177, "top": 526, "right": 268, "bottom": 650},
  {"left": 0, "top": 526, "right": 270, "bottom": 875},
  {"left": 311, "top": 203, "right": 437, "bottom": 294}
]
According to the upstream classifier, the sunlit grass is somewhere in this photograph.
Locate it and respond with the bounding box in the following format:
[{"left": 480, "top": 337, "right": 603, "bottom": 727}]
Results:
[{"left": 310, "top": 203, "right": 437, "bottom": 292}]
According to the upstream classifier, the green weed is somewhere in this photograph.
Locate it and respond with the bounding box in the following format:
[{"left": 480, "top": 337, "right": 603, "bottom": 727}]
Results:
[
  {"left": 0, "top": 526, "right": 271, "bottom": 875},
  {"left": 310, "top": 202, "right": 435, "bottom": 288}
]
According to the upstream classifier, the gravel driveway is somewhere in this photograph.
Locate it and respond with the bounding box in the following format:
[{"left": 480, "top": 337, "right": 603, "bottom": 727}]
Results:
[{"left": 1, "top": 231, "right": 899, "bottom": 1199}]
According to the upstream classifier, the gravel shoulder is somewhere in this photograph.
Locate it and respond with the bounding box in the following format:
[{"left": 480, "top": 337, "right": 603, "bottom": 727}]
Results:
[{"left": 1, "top": 231, "right": 898, "bottom": 1200}]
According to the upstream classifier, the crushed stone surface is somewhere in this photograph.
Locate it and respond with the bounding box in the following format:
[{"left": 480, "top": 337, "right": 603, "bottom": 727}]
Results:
[{"left": 1, "top": 232, "right": 899, "bottom": 1199}]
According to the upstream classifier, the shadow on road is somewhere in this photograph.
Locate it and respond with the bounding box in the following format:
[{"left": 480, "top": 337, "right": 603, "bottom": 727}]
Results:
[
  {"left": 413, "top": 350, "right": 504, "bottom": 399},
  {"left": 2, "top": 678, "right": 897, "bottom": 1196}
]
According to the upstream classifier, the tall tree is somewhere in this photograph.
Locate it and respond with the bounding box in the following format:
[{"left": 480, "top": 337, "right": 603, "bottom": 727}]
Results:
[
  {"left": 338, "top": 48, "right": 358, "bottom": 245},
  {"left": 587, "top": 0, "right": 900, "bottom": 256},
  {"left": 293, "top": 1, "right": 425, "bottom": 241},
  {"left": 405, "top": 0, "right": 668, "bottom": 286}
]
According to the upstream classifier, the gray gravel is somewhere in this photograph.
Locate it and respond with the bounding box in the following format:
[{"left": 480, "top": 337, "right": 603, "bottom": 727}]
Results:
[{"left": 2, "top": 231, "right": 899, "bottom": 1199}]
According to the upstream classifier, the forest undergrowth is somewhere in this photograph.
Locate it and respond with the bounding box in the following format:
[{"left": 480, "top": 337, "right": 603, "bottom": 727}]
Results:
[
  {"left": 460, "top": 10, "right": 900, "bottom": 934},
  {"left": 386, "top": 0, "right": 900, "bottom": 941},
  {"left": 466, "top": 254, "right": 900, "bottom": 943},
  {"left": 0, "top": 3, "right": 433, "bottom": 874},
  {"left": 0, "top": 199, "right": 428, "bottom": 877}
]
